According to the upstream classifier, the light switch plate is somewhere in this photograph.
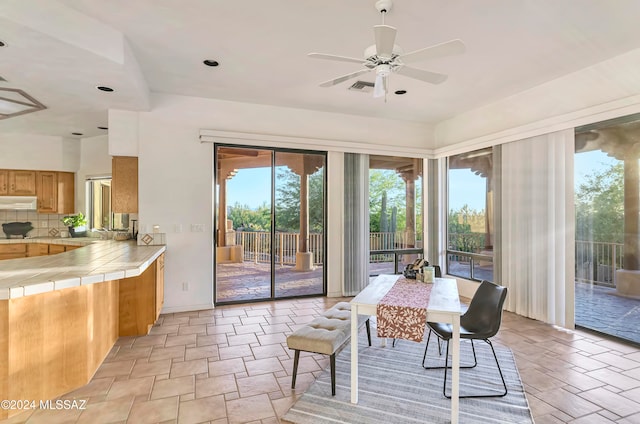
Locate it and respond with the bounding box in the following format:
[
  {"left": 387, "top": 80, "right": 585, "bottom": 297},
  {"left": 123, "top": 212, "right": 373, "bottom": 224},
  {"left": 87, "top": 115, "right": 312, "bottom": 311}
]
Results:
[{"left": 191, "top": 224, "right": 204, "bottom": 232}]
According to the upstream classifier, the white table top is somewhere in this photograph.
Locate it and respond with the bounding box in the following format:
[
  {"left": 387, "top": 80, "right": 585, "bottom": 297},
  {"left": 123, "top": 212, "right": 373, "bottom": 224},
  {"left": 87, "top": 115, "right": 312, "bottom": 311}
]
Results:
[{"left": 352, "top": 274, "right": 461, "bottom": 315}]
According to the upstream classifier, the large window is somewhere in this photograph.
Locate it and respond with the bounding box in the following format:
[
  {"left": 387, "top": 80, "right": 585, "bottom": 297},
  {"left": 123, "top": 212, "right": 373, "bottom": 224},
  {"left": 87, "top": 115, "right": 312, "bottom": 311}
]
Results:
[
  {"left": 369, "top": 155, "right": 423, "bottom": 275},
  {"left": 447, "top": 147, "right": 494, "bottom": 281},
  {"left": 574, "top": 116, "right": 640, "bottom": 344}
]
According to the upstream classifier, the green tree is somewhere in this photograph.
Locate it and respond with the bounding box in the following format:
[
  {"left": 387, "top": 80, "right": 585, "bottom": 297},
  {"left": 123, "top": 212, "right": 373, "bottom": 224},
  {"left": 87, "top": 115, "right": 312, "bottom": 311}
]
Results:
[
  {"left": 274, "top": 167, "right": 324, "bottom": 233},
  {"left": 228, "top": 202, "right": 271, "bottom": 231},
  {"left": 448, "top": 204, "right": 485, "bottom": 252},
  {"left": 575, "top": 162, "right": 623, "bottom": 243},
  {"left": 369, "top": 170, "right": 406, "bottom": 232}
]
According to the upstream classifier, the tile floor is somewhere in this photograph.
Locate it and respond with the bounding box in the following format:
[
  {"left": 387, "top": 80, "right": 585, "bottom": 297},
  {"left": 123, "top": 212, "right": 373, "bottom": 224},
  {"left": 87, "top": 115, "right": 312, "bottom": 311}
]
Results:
[{"left": 4, "top": 296, "right": 640, "bottom": 424}]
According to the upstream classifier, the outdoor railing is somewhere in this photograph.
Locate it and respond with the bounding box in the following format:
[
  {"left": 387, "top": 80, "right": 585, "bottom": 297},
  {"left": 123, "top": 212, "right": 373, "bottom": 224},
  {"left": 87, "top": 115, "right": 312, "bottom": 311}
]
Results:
[
  {"left": 233, "top": 231, "right": 422, "bottom": 267},
  {"left": 576, "top": 240, "right": 624, "bottom": 288},
  {"left": 232, "top": 231, "right": 621, "bottom": 287}
]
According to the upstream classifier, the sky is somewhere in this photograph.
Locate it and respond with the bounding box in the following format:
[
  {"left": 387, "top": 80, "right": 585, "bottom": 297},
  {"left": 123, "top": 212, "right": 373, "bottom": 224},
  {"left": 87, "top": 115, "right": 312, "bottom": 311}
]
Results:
[{"left": 225, "top": 150, "right": 620, "bottom": 211}]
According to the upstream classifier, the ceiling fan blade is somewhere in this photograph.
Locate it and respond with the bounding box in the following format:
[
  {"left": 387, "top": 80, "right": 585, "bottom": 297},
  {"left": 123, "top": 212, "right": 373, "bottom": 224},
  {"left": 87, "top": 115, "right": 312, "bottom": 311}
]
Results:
[
  {"left": 308, "top": 53, "right": 365, "bottom": 64},
  {"left": 374, "top": 25, "right": 397, "bottom": 58},
  {"left": 319, "top": 68, "right": 372, "bottom": 87},
  {"left": 399, "top": 39, "right": 466, "bottom": 64},
  {"left": 397, "top": 66, "right": 448, "bottom": 84}
]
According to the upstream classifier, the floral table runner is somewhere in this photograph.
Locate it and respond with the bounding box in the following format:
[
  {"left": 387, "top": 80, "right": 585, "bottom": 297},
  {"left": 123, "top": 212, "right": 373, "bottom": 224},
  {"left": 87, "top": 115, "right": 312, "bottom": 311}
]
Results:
[{"left": 376, "top": 277, "right": 433, "bottom": 342}]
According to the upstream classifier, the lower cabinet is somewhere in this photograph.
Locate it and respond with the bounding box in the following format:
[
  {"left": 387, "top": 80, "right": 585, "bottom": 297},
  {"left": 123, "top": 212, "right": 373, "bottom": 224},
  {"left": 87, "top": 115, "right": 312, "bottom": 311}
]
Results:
[
  {"left": 0, "top": 244, "right": 27, "bottom": 260},
  {"left": 118, "top": 254, "right": 165, "bottom": 336},
  {"left": 0, "top": 253, "right": 165, "bottom": 420}
]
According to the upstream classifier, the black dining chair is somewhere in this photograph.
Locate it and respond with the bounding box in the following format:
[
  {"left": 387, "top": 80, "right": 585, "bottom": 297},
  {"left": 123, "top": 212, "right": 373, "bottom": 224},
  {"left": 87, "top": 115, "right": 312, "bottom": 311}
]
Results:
[{"left": 422, "top": 280, "right": 508, "bottom": 398}]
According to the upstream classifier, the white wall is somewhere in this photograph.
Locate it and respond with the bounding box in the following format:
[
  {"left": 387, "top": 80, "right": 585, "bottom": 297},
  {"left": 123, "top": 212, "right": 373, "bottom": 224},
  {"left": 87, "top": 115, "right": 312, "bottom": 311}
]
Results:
[
  {"left": 77, "top": 135, "right": 111, "bottom": 212},
  {"left": 434, "top": 48, "right": 640, "bottom": 154},
  {"left": 129, "top": 94, "right": 435, "bottom": 313},
  {"left": 0, "top": 134, "right": 80, "bottom": 171}
]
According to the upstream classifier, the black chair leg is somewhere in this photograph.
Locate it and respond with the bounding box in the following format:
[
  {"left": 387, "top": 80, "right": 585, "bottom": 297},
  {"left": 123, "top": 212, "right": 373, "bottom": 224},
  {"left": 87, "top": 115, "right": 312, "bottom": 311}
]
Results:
[
  {"left": 423, "top": 333, "right": 477, "bottom": 370},
  {"left": 330, "top": 353, "right": 336, "bottom": 396},
  {"left": 291, "top": 350, "right": 300, "bottom": 389},
  {"left": 365, "top": 318, "right": 372, "bottom": 346},
  {"left": 442, "top": 339, "right": 507, "bottom": 399}
]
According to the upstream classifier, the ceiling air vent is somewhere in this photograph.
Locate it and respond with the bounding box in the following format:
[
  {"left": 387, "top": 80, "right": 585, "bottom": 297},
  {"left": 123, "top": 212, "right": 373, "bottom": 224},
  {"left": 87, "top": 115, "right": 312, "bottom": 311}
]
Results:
[{"left": 348, "top": 80, "right": 375, "bottom": 93}]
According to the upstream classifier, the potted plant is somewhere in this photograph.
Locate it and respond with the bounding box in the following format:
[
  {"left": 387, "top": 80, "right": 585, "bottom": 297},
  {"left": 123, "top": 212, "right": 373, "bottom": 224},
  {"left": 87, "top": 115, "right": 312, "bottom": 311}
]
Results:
[{"left": 61, "top": 212, "right": 87, "bottom": 238}]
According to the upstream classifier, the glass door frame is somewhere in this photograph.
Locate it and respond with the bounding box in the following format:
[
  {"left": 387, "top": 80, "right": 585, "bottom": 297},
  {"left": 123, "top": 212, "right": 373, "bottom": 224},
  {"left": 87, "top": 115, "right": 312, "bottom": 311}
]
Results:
[{"left": 213, "top": 143, "right": 328, "bottom": 305}]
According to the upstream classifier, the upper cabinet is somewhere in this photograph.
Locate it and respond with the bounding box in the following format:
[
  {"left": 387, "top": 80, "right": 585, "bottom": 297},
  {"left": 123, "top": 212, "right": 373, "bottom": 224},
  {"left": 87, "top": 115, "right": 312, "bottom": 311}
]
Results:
[
  {"left": 36, "top": 171, "right": 57, "bottom": 213},
  {"left": 35, "top": 171, "right": 75, "bottom": 214},
  {"left": 56, "top": 172, "right": 75, "bottom": 214},
  {"left": 0, "top": 170, "right": 36, "bottom": 196},
  {"left": 112, "top": 156, "right": 138, "bottom": 213},
  {"left": 0, "top": 169, "right": 74, "bottom": 213}
]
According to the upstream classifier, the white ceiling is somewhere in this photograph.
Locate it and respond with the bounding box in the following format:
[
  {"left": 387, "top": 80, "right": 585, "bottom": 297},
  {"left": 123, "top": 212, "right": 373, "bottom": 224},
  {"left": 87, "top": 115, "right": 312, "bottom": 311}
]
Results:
[{"left": 2, "top": 0, "right": 640, "bottom": 139}]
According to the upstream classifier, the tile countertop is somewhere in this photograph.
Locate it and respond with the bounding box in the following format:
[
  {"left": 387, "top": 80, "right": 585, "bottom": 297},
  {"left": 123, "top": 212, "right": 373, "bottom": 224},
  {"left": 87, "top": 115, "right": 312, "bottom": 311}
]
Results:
[{"left": 0, "top": 238, "right": 166, "bottom": 300}]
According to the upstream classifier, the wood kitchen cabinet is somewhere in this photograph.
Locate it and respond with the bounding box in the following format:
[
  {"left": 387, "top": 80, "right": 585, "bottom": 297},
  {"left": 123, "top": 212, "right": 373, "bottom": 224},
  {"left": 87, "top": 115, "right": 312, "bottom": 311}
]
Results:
[
  {"left": 36, "top": 171, "right": 57, "bottom": 213},
  {"left": 0, "top": 171, "right": 7, "bottom": 195},
  {"left": 0, "top": 244, "right": 27, "bottom": 260},
  {"left": 0, "top": 170, "right": 36, "bottom": 196},
  {"left": 112, "top": 156, "right": 138, "bottom": 213},
  {"left": 36, "top": 171, "right": 75, "bottom": 213},
  {"left": 56, "top": 171, "right": 75, "bottom": 214},
  {"left": 118, "top": 254, "right": 164, "bottom": 335},
  {"left": 155, "top": 253, "right": 165, "bottom": 320}
]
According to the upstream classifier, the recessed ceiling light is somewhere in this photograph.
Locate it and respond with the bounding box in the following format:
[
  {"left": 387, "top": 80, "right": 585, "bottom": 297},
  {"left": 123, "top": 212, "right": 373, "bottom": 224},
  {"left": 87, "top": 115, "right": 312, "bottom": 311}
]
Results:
[
  {"left": 203, "top": 59, "right": 219, "bottom": 67},
  {"left": 96, "top": 86, "right": 114, "bottom": 92},
  {"left": 97, "top": 126, "right": 108, "bottom": 130},
  {"left": 71, "top": 132, "right": 83, "bottom": 136},
  {"left": 394, "top": 90, "right": 407, "bottom": 95}
]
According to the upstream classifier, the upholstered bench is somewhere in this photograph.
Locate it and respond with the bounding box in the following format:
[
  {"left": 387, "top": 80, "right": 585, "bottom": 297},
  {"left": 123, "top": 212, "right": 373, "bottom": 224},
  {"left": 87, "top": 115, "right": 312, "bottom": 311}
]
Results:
[{"left": 287, "top": 302, "right": 371, "bottom": 395}]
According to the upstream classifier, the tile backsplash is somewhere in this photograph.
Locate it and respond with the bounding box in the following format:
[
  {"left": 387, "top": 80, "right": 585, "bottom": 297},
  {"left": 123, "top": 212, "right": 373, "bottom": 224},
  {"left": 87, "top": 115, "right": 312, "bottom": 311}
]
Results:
[{"left": 0, "top": 210, "right": 81, "bottom": 238}]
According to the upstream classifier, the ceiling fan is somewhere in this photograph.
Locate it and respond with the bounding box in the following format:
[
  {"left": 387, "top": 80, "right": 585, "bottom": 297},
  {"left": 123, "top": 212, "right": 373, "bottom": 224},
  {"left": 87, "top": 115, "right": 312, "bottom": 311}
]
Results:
[{"left": 309, "top": 0, "right": 465, "bottom": 99}]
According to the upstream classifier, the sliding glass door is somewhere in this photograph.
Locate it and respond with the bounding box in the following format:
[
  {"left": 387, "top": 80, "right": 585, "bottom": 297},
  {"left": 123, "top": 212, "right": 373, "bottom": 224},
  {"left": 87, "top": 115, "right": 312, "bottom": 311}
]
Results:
[{"left": 214, "top": 145, "right": 326, "bottom": 304}]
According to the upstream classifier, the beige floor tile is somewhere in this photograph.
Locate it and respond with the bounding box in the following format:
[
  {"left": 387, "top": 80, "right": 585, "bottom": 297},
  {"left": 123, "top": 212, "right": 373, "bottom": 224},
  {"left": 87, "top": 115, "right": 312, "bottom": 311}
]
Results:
[
  {"left": 177, "top": 395, "right": 227, "bottom": 424},
  {"left": 61, "top": 377, "right": 113, "bottom": 399},
  {"left": 108, "top": 346, "right": 152, "bottom": 362},
  {"left": 170, "top": 358, "right": 208, "bottom": 378},
  {"left": 251, "top": 344, "right": 288, "bottom": 359},
  {"left": 208, "top": 358, "right": 247, "bottom": 376},
  {"left": 535, "top": 387, "right": 602, "bottom": 419},
  {"left": 130, "top": 359, "right": 172, "bottom": 378},
  {"left": 149, "top": 345, "right": 186, "bottom": 362},
  {"left": 132, "top": 334, "right": 167, "bottom": 347},
  {"left": 226, "top": 394, "right": 275, "bottom": 424},
  {"left": 76, "top": 397, "right": 134, "bottom": 423},
  {"left": 22, "top": 408, "right": 83, "bottom": 424},
  {"left": 185, "top": 344, "right": 219, "bottom": 361},
  {"left": 93, "top": 360, "right": 135, "bottom": 379},
  {"left": 227, "top": 333, "right": 259, "bottom": 346},
  {"left": 245, "top": 358, "right": 284, "bottom": 376},
  {"left": 178, "top": 324, "right": 207, "bottom": 336},
  {"left": 578, "top": 387, "right": 640, "bottom": 417},
  {"left": 206, "top": 324, "right": 235, "bottom": 335},
  {"left": 236, "top": 374, "right": 280, "bottom": 398},
  {"left": 150, "top": 375, "right": 194, "bottom": 399},
  {"left": 106, "top": 376, "right": 154, "bottom": 401},
  {"left": 196, "top": 375, "right": 238, "bottom": 398},
  {"left": 164, "top": 334, "right": 197, "bottom": 347},
  {"left": 218, "top": 344, "right": 254, "bottom": 360},
  {"left": 127, "top": 396, "right": 179, "bottom": 423}
]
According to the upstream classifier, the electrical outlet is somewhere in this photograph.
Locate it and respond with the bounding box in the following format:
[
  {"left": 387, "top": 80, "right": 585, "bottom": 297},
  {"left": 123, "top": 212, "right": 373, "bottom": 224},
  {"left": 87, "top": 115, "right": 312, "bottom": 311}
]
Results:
[{"left": 182, "top": 282, "right": 189, "bottom": 291}]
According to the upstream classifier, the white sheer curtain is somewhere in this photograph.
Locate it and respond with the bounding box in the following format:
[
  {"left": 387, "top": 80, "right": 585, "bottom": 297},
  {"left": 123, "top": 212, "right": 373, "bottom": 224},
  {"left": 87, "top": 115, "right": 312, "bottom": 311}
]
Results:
[
  {"left": 343, "top": 153, "right": 370, "bottom": 296},
  {"left": 500, "top": 129, "right": 575, "bottom": 328}
]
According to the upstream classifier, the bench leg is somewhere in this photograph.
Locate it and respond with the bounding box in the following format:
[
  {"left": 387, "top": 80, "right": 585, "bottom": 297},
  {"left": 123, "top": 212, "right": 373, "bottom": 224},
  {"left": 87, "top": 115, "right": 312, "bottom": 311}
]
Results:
[
  {"left": 291, "top": 350, "right": 300, "bottom": 389},
  {"left": 330, "top": 353, "right": 336, "bottom": 396},
  {"left": 365, "top": 318, "right": 371, "bottom": 346}
]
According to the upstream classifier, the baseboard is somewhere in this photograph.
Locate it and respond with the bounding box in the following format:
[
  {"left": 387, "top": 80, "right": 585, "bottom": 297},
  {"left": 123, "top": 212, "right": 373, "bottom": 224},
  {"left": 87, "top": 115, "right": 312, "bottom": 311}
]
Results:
[{"left": 160, "top": 302, "right": 214, "bottom": 314}]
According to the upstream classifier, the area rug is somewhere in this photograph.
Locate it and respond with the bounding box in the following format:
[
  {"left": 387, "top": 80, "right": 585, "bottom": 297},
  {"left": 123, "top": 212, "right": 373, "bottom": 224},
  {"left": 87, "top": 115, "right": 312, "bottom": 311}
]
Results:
[{"left": 283, "top": 332, "right": 533, "bottom": 424}]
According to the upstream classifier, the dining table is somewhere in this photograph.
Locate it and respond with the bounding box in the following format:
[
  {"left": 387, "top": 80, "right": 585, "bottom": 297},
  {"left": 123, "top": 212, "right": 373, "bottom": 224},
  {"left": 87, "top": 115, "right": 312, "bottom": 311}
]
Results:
[{"left": 350, "top": 274, "right": 462, "bottom": 424}]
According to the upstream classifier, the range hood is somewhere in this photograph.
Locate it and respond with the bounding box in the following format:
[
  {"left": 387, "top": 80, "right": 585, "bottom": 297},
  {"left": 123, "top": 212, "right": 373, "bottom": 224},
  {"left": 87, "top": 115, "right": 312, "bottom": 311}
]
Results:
[{"left": 0, "top": 196, "right": 38, "bottom": 210}]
